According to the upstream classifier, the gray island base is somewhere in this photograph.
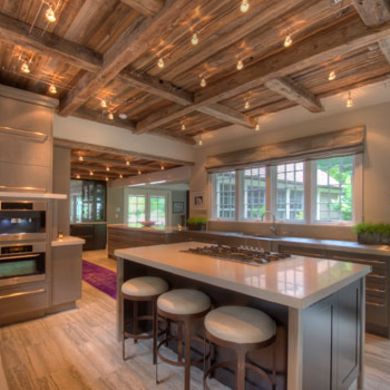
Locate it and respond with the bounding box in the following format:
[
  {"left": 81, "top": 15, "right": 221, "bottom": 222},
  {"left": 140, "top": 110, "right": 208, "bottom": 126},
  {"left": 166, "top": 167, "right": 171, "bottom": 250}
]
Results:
[{"left": 115, "top": 242, "right": 370, "bottom": 390}]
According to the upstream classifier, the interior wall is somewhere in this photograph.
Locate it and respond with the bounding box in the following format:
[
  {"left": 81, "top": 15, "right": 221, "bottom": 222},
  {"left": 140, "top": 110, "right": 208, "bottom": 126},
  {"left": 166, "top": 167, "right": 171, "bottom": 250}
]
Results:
[
  {"left": 53, "top": 146, "right": 71, "bottom": 235},
  {"left": 171, "top": 190, "right": 187, "bottom": 226},
  {"left": 189, "top": 101, "right": 390, "bottom": 240},
  {"left": 107, "top": 186, "right": 125, "bottom": 224}
]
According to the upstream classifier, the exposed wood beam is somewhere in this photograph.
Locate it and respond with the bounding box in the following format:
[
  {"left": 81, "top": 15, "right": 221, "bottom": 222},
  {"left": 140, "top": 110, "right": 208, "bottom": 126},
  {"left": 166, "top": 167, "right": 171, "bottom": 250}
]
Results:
[
  {"left": 71, "top": 157, "right": 159, "bottom": 172},
  {"left": 59, "top": 0, "right": 189, "bottom": 116},
  {"left": 264, "top": 77, "right": 324, "bottom": 113},
  {"left": 194, "top": 15, "right": 390, "bottom": 105},
  {"left": 379, "top": 37, "right": 390, "bottom": 63},
  {"left": 352, "top": 0, "right": 390, "bottom": 27},
  {"left": 54, "top": 138, "right": 194, "bottom": 166},
  {"left": 198, "top": 104, "right": 257, "bottom": 127},
  {"left": 121, "top": 0, "right": 164, "bottom": 17},
  {"left": 72, "top": 164, "right": 154, "bottom": 176},
  {"left": 0, "top": 13, "right": 101, "bottom": 72}
]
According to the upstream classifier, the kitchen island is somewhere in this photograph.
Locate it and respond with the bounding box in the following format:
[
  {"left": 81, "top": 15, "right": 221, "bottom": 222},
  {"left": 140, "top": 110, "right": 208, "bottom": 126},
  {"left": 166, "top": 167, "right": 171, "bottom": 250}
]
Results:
[{"left": 115, "top": 242, "right": 370, "bottom": 390}]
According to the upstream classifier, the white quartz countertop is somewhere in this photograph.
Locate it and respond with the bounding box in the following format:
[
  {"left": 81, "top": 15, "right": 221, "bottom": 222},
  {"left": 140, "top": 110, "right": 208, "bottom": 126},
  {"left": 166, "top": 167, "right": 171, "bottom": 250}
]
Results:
[
  {"left": 51, "top": 236, "right": 85, "bottom": 247},
  {"left": 115, "top": 242, "right": 370, "bottom": 310}
]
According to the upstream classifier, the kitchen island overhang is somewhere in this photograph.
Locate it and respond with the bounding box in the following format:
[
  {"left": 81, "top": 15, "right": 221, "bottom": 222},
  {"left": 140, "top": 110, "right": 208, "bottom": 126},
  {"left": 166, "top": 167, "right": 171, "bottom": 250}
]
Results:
[{"left": 115, "top": 242, "right": 371, "bottom": 390}]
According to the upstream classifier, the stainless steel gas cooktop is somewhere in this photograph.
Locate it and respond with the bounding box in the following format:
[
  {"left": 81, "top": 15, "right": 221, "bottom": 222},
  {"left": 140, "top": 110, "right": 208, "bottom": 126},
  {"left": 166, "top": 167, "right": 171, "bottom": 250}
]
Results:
[{"left": 182, "top": 244, "right": 290, "bottom": 266}]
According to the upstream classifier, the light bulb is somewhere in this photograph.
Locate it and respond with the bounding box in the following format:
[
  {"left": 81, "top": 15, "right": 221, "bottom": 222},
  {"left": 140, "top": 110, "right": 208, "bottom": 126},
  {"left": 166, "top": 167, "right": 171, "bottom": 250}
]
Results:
[
  {"left": 76, "top": 174, "right": 80, "bottom": 179},
  {"left": 284, "top": 34, "right": 293, "bottom": 48},
  {"left": 108, "top": 112, "right": 114, "bottom": 120},
  {"left": 126, "top": 160, "right": 130, "bottom": 166},
  {"left": 346, "top": 92, "right": 353, "bottom": 108},
  {"left": 244, "top": 100, "right": 250, "bottom": 110},
  {"left": 100, "top": 99, "right": 107, "bottom": 108},
  {"left": 105, "top": 177, "right": 109, "bottom": 182},
  {"left": 45, "top": 6, "right": 56, "bottom": 23},
  {"left": 198, "top": 138, "right": 203, "bottom": 146},
  {"left": 236, "top": 59, "right": 244, "bottom": 71},
  {"left": 181, "top": 123, "right": 186, "bottom": 131},
  {"left": 191, "top": 33, "right": 199, "bottom": 46},
  {"left": 255, "top": 123, "right": 260, "bottom": 131},
  {"left": 48, "top": 84, "right": 57, "bottom": 94},
  {"left": 138, "top": 170, "right": 142, "bottom": 175},
  {"left": 89, "top": 170, "right": 94, "bottom": 176},
  {"left": 119, "top": 174, "right": 123, "bottom": 179},
  {"left": 240, "top": 0, "right": 250, "bottom": 13},
  {"left": 106, "top": 166, "right": 110, "bottom": 172},
  {"left": 328, "top": 71, "right": 336, "bottom": 81},
  {"left": 119, "top": 113, "right": 127, "bottom": 120},
  {"left": 157, "top": 58, "right": 165, "bottom": 69},
  {"left": 78, "top": 156, "right": 84, "bottom": 162},
  {"left": 160, "top": 165, "right": 165, "bottom": 170},
  {"left": 20, "top": 62, "right": 30, "bottom": 74},
  {"left": 200, "top": 77, "right": 207, "bottom": 88}
]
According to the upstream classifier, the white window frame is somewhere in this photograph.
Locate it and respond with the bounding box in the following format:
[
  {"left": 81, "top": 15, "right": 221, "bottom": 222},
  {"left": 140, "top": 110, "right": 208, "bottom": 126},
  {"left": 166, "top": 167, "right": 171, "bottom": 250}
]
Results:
[
  {"left": 209, "top": 154, "right": 363, "bottom": 226},
  {"left": 124, "top": 188, "right": 171, "bottom": 226}
]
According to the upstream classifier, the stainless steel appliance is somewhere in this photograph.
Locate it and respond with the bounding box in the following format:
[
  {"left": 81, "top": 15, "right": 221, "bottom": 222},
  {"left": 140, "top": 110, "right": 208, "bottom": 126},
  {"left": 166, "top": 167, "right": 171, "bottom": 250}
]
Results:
[
  {"left": 183, "top": 244, "right": 290, "bottom": 265},
  {"left": 0, "top": 200, "right": 47, "bottom": 242},
  {"left": 0, "top": 241, "right": 46, "bottom": 287}
]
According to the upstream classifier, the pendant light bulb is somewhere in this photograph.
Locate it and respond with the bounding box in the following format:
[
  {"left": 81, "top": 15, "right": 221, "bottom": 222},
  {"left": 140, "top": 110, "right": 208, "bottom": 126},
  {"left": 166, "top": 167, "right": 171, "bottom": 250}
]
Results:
[
  {"left": 105, "top": 177, "right": 109, "bottom": 182},
  {"left": 255, "top": 123, "right": 260, "bottom": 132},
  {"left": 106, "top": 166, "right": 110, "bottom": 172},
  {"left": 78, "top": 156, "right": 84, "bottom": 162},
  {"left": 240, "top": 0, "right": 250, "bottom": 13},
  {"left": 45, "top": 6, "right": 56, "bottom": 23},
  {"left": 126, "top": 160, "right": 130, "bottom": 166},
  {"left": 191, "top": 33, "right": 199, "bottom": 46},
  {"left": 48, "top": 84, "right": 57, "bottom": 94},
  {"left": 21, "top": 62, "right": 30, "bottom": 74},
  {"left": 244, "top": 100, "right": 250, "bottom": 110},
  {"left": 200, "top": 77, "right": 207, "bottom": 88},
  {"left": 119, "top": 174, "right": 123, "bottom": 179},
  {"left": 160, "top": 165, "right": 165, "bottom": 171},
  {"left": 157, "top": 57, "right": 165, "bottom": 69},
  {"left": 138, "top": 170, "right": 142, "bottom": 175},
  {"left": 89, "top": 170, "right": 94, "bottom": 176},
  {"left": 76, "top": 174, "right": 80, "bottom": 179},
  {"left": 284, "top": 34, "right": 293, "bottom": 48},
  {"left": 346, "top": 91, "right": 353, "bottom": 108},
  {"left": 100, "top": 99, "right": 107, "bottom": 108},
  {"left": 108, "top": 112, "right": 114, "bottom": 121},
  {"left": 198, "top": 138, "right": 203, "bottom": 146},
  {"left": 236, "top": 59, "right": 244, "bottom": 71},
  {"left": 328, "top": 71, "right": 336, "bottom": 81}
]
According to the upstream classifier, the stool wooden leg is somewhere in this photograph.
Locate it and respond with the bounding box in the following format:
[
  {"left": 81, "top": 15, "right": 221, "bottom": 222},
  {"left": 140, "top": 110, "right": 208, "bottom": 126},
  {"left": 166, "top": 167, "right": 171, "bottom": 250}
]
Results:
[
  {"left": 184, "top": 324, "right": 192, "bottom": 390},
  {"left": 133, "top": 301, "right": 138, "bottom": 343},
  {"left": 152, "top": 299, "right": 157, "bottom": 365},
  {"left": 122, "top": 295, "right": 127, "bottom": 360},
  {"left": 236, "top": 350, "right": 246, "bottom": 390},
  {"left": 177, "top": 322, "right": 183, "bottom": 363}
]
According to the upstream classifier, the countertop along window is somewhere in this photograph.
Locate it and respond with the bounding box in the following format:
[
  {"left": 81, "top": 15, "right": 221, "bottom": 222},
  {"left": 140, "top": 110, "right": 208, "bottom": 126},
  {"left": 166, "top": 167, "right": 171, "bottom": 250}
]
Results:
[{"left": 210, "top": 154, "right": 362, "bottom": 225}]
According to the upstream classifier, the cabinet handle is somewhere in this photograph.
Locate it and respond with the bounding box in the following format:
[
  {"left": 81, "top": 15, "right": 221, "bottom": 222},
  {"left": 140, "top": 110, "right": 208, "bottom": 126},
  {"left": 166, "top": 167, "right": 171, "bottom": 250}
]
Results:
[
  {"left": 0, "top": 253, "right": 40, "bottom": 262},
  {"left": 0, "top": 288, "right": 45, "bottom": 300}
]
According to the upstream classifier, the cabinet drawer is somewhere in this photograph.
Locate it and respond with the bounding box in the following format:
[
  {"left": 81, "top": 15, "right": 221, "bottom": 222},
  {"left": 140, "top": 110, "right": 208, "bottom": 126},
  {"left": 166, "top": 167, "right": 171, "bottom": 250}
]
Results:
[{"left": 329, "top": 253, "right": 387, "bottom": 276}]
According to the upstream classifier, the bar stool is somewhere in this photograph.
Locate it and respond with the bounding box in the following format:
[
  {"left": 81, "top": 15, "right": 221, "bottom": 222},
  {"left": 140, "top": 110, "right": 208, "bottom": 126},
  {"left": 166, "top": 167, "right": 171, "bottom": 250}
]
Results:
[
  {"left": 156, "top": 288, "right": 211, "bottom": 390},
  {"left": 121, "top": 276, "right": 169, "bottom": 363},
  {"left": 204, "top": 305, "right": 277, "bottom": 390}
]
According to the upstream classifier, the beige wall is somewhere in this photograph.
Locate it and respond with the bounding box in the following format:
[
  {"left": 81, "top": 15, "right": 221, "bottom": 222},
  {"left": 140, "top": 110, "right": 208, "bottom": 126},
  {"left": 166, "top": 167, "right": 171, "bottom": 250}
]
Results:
[
  {"left": 53, "top": 147, "right": 71, "bottom": 235},
  {"left": 190, "top": 101, "right": 390, "bottom": 240}
]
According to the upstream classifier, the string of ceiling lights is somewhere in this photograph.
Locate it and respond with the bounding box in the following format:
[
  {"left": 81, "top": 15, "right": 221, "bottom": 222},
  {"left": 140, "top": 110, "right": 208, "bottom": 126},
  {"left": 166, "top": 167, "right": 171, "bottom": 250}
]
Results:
[
  {"left": 14, "top": 0, "right": 355, "bottom": 146},
  {"left": 75, "top": 154, "right": 166, "bottom": 181}
]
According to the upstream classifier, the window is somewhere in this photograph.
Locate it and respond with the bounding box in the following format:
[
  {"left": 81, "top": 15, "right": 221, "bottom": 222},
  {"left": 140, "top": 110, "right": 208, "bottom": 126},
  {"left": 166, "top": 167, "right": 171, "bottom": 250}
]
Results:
[
  {"left": 128, "top": 195, "right": 146, "bottom": 224},
  {"left": 213, "top": 171, "right": 236, "bottom": 220},
  {"left": 314, "top": 156, "right": 354, "bottom": 223},
  {"left": 126, "top": 190, "right": 169, "bottom": 226},
  {"left": 150, "top": 195, "right": 166, "bottom": 226},
  {"left": 241, "top": 167, "right": 266, "bottom": 220},
  {"left": 210, "top": 154, "right": 360, "bottom": 225},
  {"left": 275, "top": 162, "right": 304, "bottom": 222}
]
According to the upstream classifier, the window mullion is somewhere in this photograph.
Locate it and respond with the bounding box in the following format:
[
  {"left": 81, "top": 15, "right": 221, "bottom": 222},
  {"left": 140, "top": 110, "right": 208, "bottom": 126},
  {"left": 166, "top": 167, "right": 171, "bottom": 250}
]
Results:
[
  {"left": 235, "top": 170, "right": 241, "bottom": 221},
  {"left": 304, "top": 161, "right": 312, "bottom": 224}
]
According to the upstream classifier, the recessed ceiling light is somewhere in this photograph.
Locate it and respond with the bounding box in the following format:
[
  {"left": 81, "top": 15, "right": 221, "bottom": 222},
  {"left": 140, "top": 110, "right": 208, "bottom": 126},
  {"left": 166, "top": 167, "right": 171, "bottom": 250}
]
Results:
[{"left": 119, "top": 113, "right": 127, "bottom": 120}]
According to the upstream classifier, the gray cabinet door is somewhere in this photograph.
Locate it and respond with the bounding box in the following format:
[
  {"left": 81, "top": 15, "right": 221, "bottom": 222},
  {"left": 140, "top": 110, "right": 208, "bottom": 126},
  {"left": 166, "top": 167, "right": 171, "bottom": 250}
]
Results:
[{"left": 52, "top": 245, "right": 82, "bottom": 306}]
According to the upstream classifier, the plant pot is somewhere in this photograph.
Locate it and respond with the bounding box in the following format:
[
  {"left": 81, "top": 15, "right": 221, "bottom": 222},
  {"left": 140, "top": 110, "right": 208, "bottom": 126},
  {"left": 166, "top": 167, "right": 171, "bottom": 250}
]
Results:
[
  {"left": 187, "top": 223, "right": 206, "bottom": 231},
  {"left": 357, "top": 232, "right": 383, "bottom": 245}
]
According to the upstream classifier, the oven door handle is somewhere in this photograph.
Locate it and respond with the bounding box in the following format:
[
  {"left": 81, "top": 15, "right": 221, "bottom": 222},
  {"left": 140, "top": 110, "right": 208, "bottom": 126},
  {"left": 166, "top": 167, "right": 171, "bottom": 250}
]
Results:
[{"left": 0, "top": 253, "right": 41, "bottom": 261}]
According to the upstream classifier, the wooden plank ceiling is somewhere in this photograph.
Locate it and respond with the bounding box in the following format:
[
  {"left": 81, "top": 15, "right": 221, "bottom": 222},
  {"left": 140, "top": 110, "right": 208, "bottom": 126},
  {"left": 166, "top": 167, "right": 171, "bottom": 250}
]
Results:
[
  {"left": 62, "top": 140, "right": 184, "bottom": 181},
  {"left": 1, "top": 0, "right": 390, "bottom": 145}
]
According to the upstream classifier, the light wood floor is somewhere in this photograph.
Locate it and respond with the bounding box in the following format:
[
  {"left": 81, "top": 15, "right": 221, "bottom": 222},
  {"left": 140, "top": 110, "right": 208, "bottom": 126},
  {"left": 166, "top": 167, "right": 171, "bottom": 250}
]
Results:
[{"left": 0, "top": 250, "right": 389, "bottom": 390}]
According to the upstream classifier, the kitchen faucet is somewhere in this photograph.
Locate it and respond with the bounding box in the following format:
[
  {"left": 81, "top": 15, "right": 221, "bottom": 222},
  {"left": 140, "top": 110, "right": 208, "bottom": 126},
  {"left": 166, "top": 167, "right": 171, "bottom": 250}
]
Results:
[{"left": 260, "top": 210, "right": 278, "bottom": 236}]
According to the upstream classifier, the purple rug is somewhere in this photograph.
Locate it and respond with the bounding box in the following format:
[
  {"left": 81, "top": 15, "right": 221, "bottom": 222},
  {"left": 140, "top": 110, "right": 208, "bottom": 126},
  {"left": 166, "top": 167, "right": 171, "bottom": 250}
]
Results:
[{"left": 82, "top": 260, "right": 117, "bottom": 299}]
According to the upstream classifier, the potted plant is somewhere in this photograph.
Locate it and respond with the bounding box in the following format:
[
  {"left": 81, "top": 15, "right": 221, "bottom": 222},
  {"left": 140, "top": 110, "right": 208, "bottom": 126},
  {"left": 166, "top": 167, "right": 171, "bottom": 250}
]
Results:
[
  {"left": 354, "top": 223, "right": 390, "bottom": 245},
  {"left": 187, "top": 217, "right": 208, "bottom": 231}
]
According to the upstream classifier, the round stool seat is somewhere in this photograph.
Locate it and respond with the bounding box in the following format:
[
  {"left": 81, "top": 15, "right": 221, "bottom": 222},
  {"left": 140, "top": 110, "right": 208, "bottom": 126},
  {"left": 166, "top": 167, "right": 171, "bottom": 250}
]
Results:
[
  {"left": 205, "top": 306, "right": 276, "bottom": 344},
  {"left": 157, "top": 289, "right": 211, "bottom": 315},
  {"left": 121, "top": 276, "right": 169, "bottom": 297}
]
